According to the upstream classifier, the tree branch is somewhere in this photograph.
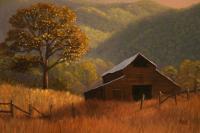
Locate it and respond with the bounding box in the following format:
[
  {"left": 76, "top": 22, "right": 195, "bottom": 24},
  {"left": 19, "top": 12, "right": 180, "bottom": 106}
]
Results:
[{"left": 48, "top": 57, "right": 66, "bottom": 70}]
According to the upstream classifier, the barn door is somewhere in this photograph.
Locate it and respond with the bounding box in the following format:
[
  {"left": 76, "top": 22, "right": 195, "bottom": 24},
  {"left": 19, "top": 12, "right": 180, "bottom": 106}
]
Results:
[{"left": 132, "top": 85, "right": 152, "bottom": 101}]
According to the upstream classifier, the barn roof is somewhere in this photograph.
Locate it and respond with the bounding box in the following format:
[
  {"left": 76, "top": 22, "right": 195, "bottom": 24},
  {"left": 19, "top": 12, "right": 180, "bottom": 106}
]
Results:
[
  {"left": 155, "top": 69, "right": 182, "bottom": 89},
  {"left": 102, "top": 53, "right": 157, "bottom": 76},
  {"left": 84, "top": 75, "right": 125, "bottom": 93}
]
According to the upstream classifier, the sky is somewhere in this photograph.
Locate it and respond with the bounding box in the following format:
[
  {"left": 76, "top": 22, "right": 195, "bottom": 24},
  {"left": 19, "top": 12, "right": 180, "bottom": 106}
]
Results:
[
  {"left": 153, "top": 0, "right": 200, "bottom": 8},
  {"left": 1, "top": 0, "right": 200, "bottom": 9},
  {"left": 73, "top": 0, "right": 200, "bottom": 9}
]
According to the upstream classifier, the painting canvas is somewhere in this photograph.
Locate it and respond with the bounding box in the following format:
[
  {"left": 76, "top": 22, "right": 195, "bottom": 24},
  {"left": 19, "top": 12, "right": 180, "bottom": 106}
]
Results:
[{"left": 0, "top": 0, "right": 199, "bottom": 132}]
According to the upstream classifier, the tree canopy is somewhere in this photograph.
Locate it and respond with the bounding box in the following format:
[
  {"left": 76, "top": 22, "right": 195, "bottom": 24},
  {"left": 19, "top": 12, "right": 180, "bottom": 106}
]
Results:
[{"left": 4, "top": 3, "right": 89, "bottom": 89}]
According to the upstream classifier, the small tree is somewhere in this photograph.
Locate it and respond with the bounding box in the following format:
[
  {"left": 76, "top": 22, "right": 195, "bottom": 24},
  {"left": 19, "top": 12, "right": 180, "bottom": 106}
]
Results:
[
  {"left": 162, "top": 65, "right": 177, "bottom": 81},
  {"left": 4, "top": 3, "right": 89, "bottom": 89}
]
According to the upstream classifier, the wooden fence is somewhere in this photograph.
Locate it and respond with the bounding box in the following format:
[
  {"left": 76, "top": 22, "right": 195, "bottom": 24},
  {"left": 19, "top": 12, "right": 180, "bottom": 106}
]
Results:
[
  {"left": 158, "top": 88, "right": 200, "bottom": 106},
  {"left": 0, "top": 100, "right": 47, "bottom": 118},
  {"left": 0, "top": 88, "right": 199, "bottom": 117},
  {"left": 0, "top": 101, "right": 75, "bottom": 118},
  {"left": 140, "top": 88, "right": 200, "bottom": 110}
]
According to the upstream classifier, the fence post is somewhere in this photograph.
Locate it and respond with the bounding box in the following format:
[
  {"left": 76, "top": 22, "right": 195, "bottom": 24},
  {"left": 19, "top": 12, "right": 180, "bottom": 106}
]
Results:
[
  {"left": 140, "top": 94, "right": 145, "bottom": 110},
  {"left": 71, "top": 103, "right": 76, "bottom": 118},
  {"left": 174, "top": 94, "right": 177, "bottom": 105},
  {"left": 29, "top": 104, "right": 32, "bottom": 117},
  {"left": 10, "top": 100, "right": 14, "bottom": 117},
  {"left": 187, "top": 89, "right": 190, "bottom": 100},
  {"left": 49, "top": 104, "right": 53, "bottom": 118},
  {"left": 159, "top": 91, "right": 161, "bottom": 107}
]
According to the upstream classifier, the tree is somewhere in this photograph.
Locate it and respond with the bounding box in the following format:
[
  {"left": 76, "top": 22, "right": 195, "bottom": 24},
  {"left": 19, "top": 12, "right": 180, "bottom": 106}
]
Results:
[
  {"left": 162, "top": 65, "right": 177, "bottom": 81},
  {"left": 4, "top": 3, "right": 89, "bottom": 89},
  {"left": 178, "top": 60, "right": 200, "bottom": 90},
  {"left": 66, "top": 60, "right": 100, "bottom": 88}
]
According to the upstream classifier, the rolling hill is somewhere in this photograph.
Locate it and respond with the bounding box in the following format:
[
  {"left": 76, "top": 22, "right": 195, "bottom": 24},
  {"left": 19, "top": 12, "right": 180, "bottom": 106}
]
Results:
[
  {"left": 93, "top": 4, "right": 200, "bottom": 66},
  {"left": 0, "top": 0, "right": 199, "bottom": 67},
  {"left": 0, "top": 0, "right": 168, "bottom": 48}
]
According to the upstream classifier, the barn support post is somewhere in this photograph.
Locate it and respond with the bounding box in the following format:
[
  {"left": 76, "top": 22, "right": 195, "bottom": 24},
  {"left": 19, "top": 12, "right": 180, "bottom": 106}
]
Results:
[
  {"left": 10, "top": 100, "right": 14, "bottom": 117},
  {"left": 187, "top": 89, "right": 190, "bottom": 100},
  {"left": 174, "top": 94, "right": 177, "bottom": 105},
  {"left": 140, "top": 94, "right": 145, "bottom": 110}
]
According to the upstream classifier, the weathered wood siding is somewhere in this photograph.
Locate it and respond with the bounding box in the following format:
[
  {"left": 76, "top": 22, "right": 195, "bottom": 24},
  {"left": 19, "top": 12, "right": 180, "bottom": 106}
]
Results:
[{"left": 96, "top": 65, "right": 179, "bottom": 100}]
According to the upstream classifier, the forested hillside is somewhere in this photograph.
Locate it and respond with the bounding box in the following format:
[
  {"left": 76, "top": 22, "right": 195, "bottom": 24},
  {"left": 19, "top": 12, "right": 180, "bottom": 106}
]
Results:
[
  {"left": 93, "top": 4, "right": 200, "bottom": 66},
  {"left": 0, "top": 0, "right": 168, "bottom": 48}
]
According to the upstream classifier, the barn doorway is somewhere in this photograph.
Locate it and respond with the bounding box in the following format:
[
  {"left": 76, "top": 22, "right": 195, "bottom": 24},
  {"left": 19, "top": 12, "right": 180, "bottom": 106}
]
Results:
[{"left": 132, "top": 85, "right": 152, "bottom": 101}]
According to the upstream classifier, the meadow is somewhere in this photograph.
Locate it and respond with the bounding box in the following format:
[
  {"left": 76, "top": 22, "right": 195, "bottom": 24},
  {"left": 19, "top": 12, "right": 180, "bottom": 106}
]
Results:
[{"left": 0, "top": 84, "right": 199, "bottom": 133}]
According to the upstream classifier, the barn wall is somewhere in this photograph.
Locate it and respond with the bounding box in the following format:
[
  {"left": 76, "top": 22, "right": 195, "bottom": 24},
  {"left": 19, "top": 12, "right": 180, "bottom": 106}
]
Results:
[
  {"left": 84, "top": 86, "right": 106, "bottom": 100},
  {"left": 103, "top": 65, "right": 156, "bottom": 100},
  {"left": 102, "top": 66, "right": 180, "bottom": 100},
  {"left": 102, "top": 78, "right": 129, "bottom": 100},
  {"left": 123, "top": 65, "right": 155, "bottom": 84}
]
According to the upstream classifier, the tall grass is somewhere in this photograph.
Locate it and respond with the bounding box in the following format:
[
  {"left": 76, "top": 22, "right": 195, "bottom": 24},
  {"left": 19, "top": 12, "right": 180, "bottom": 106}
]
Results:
[
  {"left": 0, "top": 84, "right": 83, "bottom": 116},
  {"left": 0, "top": 84, "right": 200, "bottom": 133}
]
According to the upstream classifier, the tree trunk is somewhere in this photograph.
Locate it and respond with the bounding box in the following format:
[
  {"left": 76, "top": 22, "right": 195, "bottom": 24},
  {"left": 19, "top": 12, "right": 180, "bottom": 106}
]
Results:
[
  {"left": 42, "top": 44, "right": 49, "bottom": 89},
  {"left": 43, "top": 68, "right": 48, "bottom": 89}
]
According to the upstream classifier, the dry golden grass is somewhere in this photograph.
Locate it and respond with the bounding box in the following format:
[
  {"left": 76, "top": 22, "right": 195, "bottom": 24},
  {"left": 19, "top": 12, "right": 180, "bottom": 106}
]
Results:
[
  {"left": 0, "top": 84, "right": 83, "bottom": 116},
  {"left": 0, "top": 84, "right": 200, "bottom": 133}
]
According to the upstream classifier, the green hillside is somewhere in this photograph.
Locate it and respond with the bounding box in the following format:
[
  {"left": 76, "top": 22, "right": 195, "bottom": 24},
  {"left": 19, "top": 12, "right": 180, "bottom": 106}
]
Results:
[
  {"left": 93, "top": 4, "right": 200, "bottom": 66},
  {"left": 0, "top": 0, "right": 168, "bottom": 48}
]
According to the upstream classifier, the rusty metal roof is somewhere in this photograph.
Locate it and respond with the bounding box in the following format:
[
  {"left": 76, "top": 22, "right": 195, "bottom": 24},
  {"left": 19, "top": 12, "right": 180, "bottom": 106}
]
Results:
[{"left": 102, "top": 53, "right": 157, "bottom": 76}]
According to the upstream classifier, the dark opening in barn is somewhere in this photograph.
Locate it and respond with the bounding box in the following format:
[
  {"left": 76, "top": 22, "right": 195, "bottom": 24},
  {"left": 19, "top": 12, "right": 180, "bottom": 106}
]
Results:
[
  {"left": 132, "top": 85, "right": 152, "bottom": 101},
  {"left": 132, "top": 56, "right": 148, "bottom": 67}
]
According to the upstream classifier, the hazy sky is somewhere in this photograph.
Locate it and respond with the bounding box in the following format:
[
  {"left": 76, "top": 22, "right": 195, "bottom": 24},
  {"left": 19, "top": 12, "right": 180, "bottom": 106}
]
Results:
[
  {"left": 154, "top": 0, "right": 200, "bottom": 8},
  {"left": 99, "top": 0, "right": 200, "bottom": 8},
  {"left": 1, "top": 0, "right": 200, "bottom": 9},
  {"left": 74, "top": 0, "right": 200, "bottom": 8}
]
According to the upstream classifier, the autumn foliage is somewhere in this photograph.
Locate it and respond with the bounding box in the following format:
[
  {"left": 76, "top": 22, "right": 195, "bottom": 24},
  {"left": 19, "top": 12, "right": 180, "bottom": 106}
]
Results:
[{"left": 4, "top": 3, "right": 89, "bottom": 89}]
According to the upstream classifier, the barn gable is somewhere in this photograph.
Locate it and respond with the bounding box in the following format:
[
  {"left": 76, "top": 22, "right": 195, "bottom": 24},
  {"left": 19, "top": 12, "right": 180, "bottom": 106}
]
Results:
[
  {"left": 102, "top": 53, "right": 156, "bottom": 77},
  {"left": 102, "top": 53, "right": 156, "bottom": 83}
]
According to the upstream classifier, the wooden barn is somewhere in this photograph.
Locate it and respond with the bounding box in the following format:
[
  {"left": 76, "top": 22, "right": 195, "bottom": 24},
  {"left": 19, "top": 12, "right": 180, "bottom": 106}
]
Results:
[{"left": 84, "top": 53, "right": 181, "bottom": 101}]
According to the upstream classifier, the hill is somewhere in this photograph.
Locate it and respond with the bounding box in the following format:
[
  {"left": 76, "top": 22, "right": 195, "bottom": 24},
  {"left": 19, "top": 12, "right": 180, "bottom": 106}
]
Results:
[
  {"left": 93, "top": 4, "right": 200, "bottom": 66},
  {"left": 0, "top": 0, "right": 168, "bottom": 48},
  {"left": 0, "top": 84, "right": 82, "bottom": 116},
  {"left": 0, "top": 83, "right": 200, "bottom": 132}
]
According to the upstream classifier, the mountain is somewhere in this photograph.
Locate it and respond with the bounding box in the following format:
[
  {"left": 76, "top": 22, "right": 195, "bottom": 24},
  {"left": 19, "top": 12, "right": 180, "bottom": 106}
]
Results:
[
  {"left": 0, "top": 0, "right": 168, "bottom": 48},
  {"left": 93, "top": 4, "right": 200, "bottom": 66},
  {"left": 1, "top": 0, "right": 199, "bottom": 67}
]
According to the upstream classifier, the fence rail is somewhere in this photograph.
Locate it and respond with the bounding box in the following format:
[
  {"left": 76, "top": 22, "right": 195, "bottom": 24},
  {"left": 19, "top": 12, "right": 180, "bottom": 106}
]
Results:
[
  {"left": 0, "top": 88, "right": 199, "bottom": 117},
  {"left": 0, "top": 101, "right": 48, "bottom": 118},
  {"left": 158, "top": 88, "right": 200, "bottom": 107},
  {"left": 139, "top": 88, "right": 200, "bottom": 110}
]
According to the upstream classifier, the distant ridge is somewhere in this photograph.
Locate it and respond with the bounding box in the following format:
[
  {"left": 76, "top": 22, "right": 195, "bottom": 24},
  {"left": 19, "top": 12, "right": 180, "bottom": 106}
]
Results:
[{"left": 93, "top": 3, "right": 200, "bottom": 66}]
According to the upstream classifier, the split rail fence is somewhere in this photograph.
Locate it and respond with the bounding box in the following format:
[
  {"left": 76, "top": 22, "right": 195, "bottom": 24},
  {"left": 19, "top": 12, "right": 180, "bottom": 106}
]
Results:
[
  {"left": 140, "top": 88, "right": 200, "bottom": 110},
  {"left": 0, "top": 89, "right": 199, "bottom": 117},
  {"left": 0, "top": 100, "right": 48, "bottom": 118}
]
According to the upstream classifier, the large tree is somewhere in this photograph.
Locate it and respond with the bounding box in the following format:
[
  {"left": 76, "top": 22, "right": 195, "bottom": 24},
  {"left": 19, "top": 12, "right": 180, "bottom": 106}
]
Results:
[{"left": 4, "top": 3, "right": 89, "bottom": 89}]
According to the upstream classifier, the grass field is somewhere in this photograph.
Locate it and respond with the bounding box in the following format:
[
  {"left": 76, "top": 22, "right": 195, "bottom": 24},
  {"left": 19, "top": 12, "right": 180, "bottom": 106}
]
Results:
[{"left": 0, "top": 84, "right": 200, "bottom": 133}]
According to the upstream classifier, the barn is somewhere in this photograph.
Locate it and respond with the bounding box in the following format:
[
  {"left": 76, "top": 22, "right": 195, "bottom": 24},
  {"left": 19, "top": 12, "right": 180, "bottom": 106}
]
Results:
[{"left": 84, "top": 53, "right": 181, "bottom": 101}]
